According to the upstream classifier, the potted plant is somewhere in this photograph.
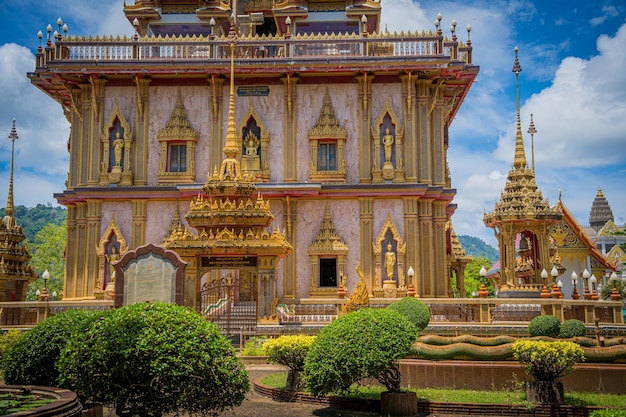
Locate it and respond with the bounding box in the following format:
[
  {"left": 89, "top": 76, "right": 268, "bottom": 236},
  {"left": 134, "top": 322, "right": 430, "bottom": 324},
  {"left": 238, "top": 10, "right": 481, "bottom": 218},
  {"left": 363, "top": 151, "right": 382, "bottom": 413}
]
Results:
[
  {"left": 303, "top": 308, "right": 418, "bottom": 416},
  {"left": 512, "top": 340, "right": 585, "bottom": 404}
]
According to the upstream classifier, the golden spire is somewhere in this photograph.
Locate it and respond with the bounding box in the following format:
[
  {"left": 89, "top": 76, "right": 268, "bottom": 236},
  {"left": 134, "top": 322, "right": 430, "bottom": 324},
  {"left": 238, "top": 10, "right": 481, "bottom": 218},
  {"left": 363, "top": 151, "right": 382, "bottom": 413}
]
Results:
[
  {"left": 5, "top": 119, "right": 18, "bottom": 222},
  {"left": 512, "top": 46, "right": 527, "bottom": 170}
]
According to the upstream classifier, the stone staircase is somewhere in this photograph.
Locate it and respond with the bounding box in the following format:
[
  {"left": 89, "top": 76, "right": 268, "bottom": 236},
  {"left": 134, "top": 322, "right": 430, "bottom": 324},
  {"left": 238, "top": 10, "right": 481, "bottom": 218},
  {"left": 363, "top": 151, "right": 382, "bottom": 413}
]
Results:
[{"left": 209, "top": 301, "right": 257, "bottom": 335}]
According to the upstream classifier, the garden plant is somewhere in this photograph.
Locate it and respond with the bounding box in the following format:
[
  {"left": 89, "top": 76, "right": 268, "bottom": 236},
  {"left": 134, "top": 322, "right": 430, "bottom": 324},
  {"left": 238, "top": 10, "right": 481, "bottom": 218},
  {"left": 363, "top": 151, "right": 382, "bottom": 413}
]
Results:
[
  {"left": 527, "top": 314, "right": 561, "bottom": 338},
  {"left": 559, "top": 319, "right": 587, "bottom": 338},
  {"left": 303, "top": 308, "right": 417, "bottom": 396},
  {"left": 263, "top": 335, "right": 315, "bottom": 390},
  {"left": 1, "top": 309, "right": 100, "bottom": 386},
  {"left": 57, "top": 302, "right": 249, "bottom": 417},
  {"left": 386, "top": 296, "right": 431, "bottom": 331}
]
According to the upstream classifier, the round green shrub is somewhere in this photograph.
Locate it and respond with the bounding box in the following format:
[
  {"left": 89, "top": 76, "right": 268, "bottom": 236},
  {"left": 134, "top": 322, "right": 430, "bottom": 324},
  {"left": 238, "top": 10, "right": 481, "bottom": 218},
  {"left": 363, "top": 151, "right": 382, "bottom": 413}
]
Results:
[
  {"left": 263, "top": 335, "right": 315, "bottom": 371},
  {"left": 57, "top": 302, "right": 249, "bottom": 417},
  {"left": 387, "top": 297, "right": 431, "bottom": 331},
  {"left": 1, "top": 309, "right": 101, "bottom": 386},
  {"left": 559, "top": 319, "right": 587, "bottom": 338},
  {"left": 303, "top": 308, "right": 417, "bottom": 395},
  {"left": 528, "top": 315, "right": 561, "bottom": 338},
  {"left": 512, "top": 340, "right": 585, "bottom": 381}
]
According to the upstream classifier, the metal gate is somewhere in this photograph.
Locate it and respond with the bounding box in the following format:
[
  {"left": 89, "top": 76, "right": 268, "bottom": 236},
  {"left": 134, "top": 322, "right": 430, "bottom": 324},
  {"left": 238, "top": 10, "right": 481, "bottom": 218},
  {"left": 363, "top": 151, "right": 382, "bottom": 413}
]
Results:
[{"left": 200, "top": 271, "right": 257, "bottom": 335}]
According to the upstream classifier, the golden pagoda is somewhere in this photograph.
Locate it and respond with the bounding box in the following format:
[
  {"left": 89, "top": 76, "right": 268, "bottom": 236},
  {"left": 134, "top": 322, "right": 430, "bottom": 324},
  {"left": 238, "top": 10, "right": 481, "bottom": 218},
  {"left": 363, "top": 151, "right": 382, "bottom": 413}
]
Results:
[
  {"left": 483, "top": 48, "right": 562, "bottom": 297},
  {"left": 0, "top": 120, "right": 37, "bottom": 301},
  {"left": 163, "top": 25, "right": 292, "bottom": 323}
]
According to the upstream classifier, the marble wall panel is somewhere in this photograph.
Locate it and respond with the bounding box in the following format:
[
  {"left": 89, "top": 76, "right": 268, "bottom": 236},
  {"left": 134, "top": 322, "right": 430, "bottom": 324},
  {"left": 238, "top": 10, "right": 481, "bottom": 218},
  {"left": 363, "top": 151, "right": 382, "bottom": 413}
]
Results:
[
  {"left": 104, "top": 87, "right": 136, "bottom": 133},
  {"left": 100, "top": 201, "right": 133, "bottom": 244},
  {"left": 372, "top": 199, "right": 405, "bottom": 245},
  {"left": 370, "top": 83, "right": 403, "bottom": 129},
  {"left": 294, "top": 199, "right": 360, "bottom": 298}
]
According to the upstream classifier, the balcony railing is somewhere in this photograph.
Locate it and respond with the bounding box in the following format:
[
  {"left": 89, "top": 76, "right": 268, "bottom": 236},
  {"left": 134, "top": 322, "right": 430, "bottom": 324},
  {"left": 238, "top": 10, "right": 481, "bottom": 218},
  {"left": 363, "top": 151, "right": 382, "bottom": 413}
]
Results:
[{"left": 36, "top": 31, "right": 473, "bottom": 69}]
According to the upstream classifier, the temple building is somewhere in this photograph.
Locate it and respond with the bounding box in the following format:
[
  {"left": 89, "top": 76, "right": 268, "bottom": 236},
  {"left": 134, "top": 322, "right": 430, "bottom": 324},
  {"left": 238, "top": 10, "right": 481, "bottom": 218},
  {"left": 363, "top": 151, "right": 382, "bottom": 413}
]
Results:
[
  {"left": 29, "top": 0, "right": 478, "bottom": 319},
  {"left": 0, "top": 120, "right": 37, "bottom": 301},
  {"left": 583, "top": 188, "right": 626, "bottom": 271},
  {"left": 484, "top": 49, "right": 615, "bottom": 299}
]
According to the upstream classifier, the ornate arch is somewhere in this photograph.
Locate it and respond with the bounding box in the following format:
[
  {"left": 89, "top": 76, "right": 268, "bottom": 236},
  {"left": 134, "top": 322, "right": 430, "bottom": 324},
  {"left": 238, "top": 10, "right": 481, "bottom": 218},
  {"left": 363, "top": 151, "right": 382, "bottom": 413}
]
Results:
[
  {"left": 308, "top": 205, "right": 349, "bottom": 296},
  {"left": 372, "top": 213, "right": 406, "bottom": 297},
  {"left": 237, "top": 102, "right": 270, "bottom": 181},
  {"left": 95, "top": 215, "right": 129, "bottom": 297},
  {"left": 371, "top": 99, "right": 404, "bottom": 183},
  {"left": 99, "top": 101, "right": 134, "bottom": 186}
]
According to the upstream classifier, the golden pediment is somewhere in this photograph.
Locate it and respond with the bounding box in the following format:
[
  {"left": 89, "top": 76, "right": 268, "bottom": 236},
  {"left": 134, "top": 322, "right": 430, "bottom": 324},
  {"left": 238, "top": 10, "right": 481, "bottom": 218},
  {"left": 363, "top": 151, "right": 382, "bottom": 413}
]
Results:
[
  {"left": 308, "top": 91, "right": 347, "bottom": 139},
  {"left": 157, "top": 91, "right": 198, "bottom": 142},
  {"left": 308, "top": 205, "right": 348, "bottom": 254}
]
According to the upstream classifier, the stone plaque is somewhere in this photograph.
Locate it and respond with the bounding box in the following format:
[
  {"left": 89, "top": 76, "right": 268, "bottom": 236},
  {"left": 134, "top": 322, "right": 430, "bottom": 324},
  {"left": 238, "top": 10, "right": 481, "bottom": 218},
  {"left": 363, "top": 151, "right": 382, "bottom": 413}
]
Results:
[{"left": 113, "top": 243, "right": 187, "bottom": 308}]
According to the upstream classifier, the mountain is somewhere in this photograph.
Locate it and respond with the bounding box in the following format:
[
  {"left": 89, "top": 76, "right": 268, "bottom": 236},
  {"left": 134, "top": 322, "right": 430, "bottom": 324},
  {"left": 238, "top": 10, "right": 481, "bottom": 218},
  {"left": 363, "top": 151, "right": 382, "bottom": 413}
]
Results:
[
  {"left": 0, "top": 204, "right": 67, "bottom": 242},
  {"left": 458, "top": 235, "right": 499, "bottom": 262}
]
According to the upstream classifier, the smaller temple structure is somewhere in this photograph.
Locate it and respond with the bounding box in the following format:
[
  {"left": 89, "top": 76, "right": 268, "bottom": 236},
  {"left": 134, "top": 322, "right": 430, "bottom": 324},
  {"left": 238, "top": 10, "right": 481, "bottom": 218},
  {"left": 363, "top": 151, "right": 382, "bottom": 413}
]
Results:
[
  {"left": 483, "top": 48, "right": 563, "bottom": 297},
  {"left": 0, "top": 120, "right": 37, "bottom": 301}
]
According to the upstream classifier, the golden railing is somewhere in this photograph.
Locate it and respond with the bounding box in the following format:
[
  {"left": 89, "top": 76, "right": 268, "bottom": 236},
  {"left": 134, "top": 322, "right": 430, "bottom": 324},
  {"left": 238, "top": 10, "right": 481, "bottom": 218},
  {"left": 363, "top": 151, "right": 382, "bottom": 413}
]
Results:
[{"left": 36, "top": 31, "right": 473, "bottom": 68}]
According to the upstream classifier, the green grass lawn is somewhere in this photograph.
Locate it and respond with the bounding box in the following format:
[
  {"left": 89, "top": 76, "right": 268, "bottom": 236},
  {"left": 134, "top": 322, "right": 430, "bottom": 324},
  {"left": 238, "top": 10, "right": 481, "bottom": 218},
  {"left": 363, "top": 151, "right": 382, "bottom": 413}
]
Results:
[{"left": 259, "top": 372, "right": 626, "bottom": 409}]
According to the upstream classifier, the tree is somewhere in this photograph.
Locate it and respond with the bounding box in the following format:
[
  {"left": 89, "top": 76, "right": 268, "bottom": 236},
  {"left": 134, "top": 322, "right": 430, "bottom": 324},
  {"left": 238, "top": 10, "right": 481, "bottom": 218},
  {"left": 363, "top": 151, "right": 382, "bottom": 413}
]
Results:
[
  {"left": 303, "top": 308, "right": 417, "bottom": 395},
  {"left": 26, "top": 220, "right": 66, "bottom": 300},
  {"left": 58, "top": 302, "right": 249, "bottom": 417},
  {"left": 463, "top": 256, "right": 494, "bottom": 297}
]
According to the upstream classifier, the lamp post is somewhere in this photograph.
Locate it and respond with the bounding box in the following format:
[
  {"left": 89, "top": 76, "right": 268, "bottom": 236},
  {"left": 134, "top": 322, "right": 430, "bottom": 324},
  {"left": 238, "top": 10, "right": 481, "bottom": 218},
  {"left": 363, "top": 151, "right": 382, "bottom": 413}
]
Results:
[
  {"left": 609, "top": 271, "right": 621, "bottom": 301},
  {"left": 570, "top": 271, "right": 580, "bottom": 300},
  {"left": 551, "top": 266, "right": 561, "bottom": 299},
  {"left": 361, "top": 14, "right": 368, "bottom": 35},
  {"left": 407, "top": 266, "right": 416, "bottom": 297},
  {"left": 40, "top": 269, "right": 50, "bottom": 319},
  {"left": 540, "top": 269, "right": 550, "bottom": 298},
  {"left": 557, "top": 279, "right": 564, "bottom": 298},
  {"left": 285, "top": 16, "right": 291, "bottom": 38},
  {"left": 582, "top": 269, "right": 592, "bottom": 300},
  {"left": 590, "top": 274, "right": 598, "bottom": 301},
  {"left": 478, "top": 266, "right": 488, "bottom": 298}
]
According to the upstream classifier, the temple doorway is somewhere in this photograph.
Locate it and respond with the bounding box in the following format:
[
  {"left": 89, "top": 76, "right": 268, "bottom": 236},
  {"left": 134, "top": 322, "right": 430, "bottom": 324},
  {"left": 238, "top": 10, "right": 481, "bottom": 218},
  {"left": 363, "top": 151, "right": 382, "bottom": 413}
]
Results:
[{"left": 200, "top": 269, "right": 258, "bottom": 335}]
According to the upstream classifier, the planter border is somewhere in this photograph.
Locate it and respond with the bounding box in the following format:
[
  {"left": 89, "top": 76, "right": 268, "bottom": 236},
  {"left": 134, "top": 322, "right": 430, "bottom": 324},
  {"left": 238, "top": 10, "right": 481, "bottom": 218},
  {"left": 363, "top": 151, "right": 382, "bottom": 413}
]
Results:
[{"left": 253, "top": 378, "right": 607, "bottom": 417}]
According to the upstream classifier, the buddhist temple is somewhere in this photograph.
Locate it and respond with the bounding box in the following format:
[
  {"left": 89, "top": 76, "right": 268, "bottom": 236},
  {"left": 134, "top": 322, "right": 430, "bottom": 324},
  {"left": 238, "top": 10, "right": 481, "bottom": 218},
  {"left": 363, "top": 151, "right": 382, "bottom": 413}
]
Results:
[
  {"left": 0, "top": 120, "right": 37, "bottom": 301},
  {"left": 483, "top": 48, "right": 563, "bottom": 297},
  {"left": 29, "top": 0, "right": 478, "bottom": 323}
]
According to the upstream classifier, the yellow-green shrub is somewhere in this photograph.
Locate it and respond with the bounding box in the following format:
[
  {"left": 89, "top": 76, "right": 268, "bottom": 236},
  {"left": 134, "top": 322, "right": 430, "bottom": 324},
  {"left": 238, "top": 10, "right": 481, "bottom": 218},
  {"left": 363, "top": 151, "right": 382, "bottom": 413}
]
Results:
[
  {"left": 263, "top": 335, "right": 315, "bottom": 371},
  {"left": 0, "top": 329, "right": 23, "bottom": 357},
  {"left": 512, "top": 340, "right": 584, "bottom": 382}
]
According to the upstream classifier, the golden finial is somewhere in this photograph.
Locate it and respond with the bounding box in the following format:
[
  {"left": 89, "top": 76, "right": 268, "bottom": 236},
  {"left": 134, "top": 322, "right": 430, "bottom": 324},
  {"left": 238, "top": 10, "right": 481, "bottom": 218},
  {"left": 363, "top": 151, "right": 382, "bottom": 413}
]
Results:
[
  {"left": 597, "top": 186, "right": 604, "bottom": 198},
  {"left": 5, "top": 118, "right": 18, "bottom": 219},
  {"left": 512, "top": 47, "right": 527, "bottom": 170},
  {"left": 527, "top": 113, "right": 537, "bottom": 173}
]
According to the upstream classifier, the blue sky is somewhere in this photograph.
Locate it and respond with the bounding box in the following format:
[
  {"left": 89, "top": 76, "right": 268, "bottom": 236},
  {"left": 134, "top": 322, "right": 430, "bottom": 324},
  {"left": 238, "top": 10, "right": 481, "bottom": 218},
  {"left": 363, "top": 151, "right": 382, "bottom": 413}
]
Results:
[{"left": 0, "top": 0, "right": 625, "bottom": 247}]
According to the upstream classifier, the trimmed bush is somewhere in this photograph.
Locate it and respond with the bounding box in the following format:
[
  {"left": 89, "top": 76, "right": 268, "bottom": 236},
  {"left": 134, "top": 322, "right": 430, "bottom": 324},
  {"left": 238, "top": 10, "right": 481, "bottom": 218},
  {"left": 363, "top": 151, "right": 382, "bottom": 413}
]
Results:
[
  {"left": 1, "top": 309, "right": 101, "bottom": 386},
  {"left": 528, "top": 315, "right": 561, "bottom": 338},
  {"left": 263, "top": 335, "right": 315, "bottom": 371},
  {"left": 387, "top": 297, "right": 431, "bottom": 331},
  {"left": 512, "top": 340, "right": 585, "bottom": 382},
  {"left": 559, "top": 319, "right": 587, "bottom": 338},
  {"left": 304, "top": 308, "right": 417, "bottom": 395},
  {"left": 240, "top": 336, "right": 268, "bottom": 356},
  {"left": 0, "top": 329, "right": 23, "bottom": 358},
  {"left": 58, "top": 302, "right": 249, "bottom": 417}
]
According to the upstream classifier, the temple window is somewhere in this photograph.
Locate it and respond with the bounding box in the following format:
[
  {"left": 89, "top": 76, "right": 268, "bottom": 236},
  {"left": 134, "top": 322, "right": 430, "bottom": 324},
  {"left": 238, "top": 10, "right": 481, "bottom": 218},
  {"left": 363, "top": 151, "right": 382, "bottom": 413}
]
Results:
[
  {"left": 157, "top": 91, "right": 198, "bottom": 185},
  {"left": 318, "top": 142, "right": 337, "bottom": 171},
  {"left": 308, "top": 92, "right": 347, "bottom": 183},
  {"left": 319, "top": 258, "right": 338, "bottom": 287},
  {"left": 168, "top": 143, "right": 187, "bottom": 173}
]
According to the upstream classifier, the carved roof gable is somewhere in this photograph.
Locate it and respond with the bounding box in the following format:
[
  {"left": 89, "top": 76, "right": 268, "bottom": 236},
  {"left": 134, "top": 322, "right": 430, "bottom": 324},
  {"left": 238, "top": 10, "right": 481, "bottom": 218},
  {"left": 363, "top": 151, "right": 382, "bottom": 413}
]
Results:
[
  {"left": 308, "top": 205, "right": 348, "bottom": 253},
  {"left": 308, "top": 91, "right": 347, "bottom": 139},
  {"left": 157, "top": 91, "right": 198, "bottom": 141}
]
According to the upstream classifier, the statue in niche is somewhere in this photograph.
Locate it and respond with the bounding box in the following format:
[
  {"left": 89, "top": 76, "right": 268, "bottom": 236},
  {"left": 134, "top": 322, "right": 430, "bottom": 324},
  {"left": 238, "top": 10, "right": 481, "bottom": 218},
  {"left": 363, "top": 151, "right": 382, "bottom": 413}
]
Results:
[
  {"left": 384, "top": 243, "right": 396, "bottom": 281},
  {"left": 241, "top": 131, "right": 261, "bottom": 171},
  {"left": 112, "top": 131, "right": 124, "bottom": 173},
  {"left": 105, "top": 246, "right": 120, "bottom": 283},
  {"left": 382, "top": 127, "right": 394, "bottom": 163}
]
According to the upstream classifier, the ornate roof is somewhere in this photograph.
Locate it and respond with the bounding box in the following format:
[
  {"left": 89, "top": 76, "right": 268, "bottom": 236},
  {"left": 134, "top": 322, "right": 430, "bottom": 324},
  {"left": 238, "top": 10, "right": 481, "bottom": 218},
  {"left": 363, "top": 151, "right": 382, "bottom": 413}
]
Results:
[
  {"left": 308, "top": 91, "right": 347, "bottom": 139},
  {"left": 308, "top": 205, "right": 348, "bottom": 253},
  {"left": 484, "top": 49, "right": 561, "bottom": 227},
  {"left": 589, "top": 187, "right": 614, "bottom": 232},
  {"left": 157, "top": 91, "right": 198, "bottom": 141},
  {"left": 0, "top": 120, "right": 37, "bottom": 296}
]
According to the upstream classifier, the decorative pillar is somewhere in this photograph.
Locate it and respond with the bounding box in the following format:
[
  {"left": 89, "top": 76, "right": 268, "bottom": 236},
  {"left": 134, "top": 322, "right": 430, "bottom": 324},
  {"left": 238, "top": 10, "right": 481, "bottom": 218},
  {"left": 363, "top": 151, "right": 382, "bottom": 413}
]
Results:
[
  {"left": 431, "top": 84, "right": 446, "bottom": 186},
  {"left": 418, "top": 199, "right": 434, "bottom": 296},
  {"left": 404, "top": 197, "right": 419, "bottom": 292},
  {"left": 88, "top": 78, "right": 107, "bottom": 185},
  {"left": 134, "top": 76, "right": 151, "bottom": 185},
  {"left": 400, "top": 73, "right": 417, "bottom": 182},
  {"left": 281, "top": 74, "right": 298, "bottom": 182},
  {"left": 85, "top": 199, "right": 102, "bottom": 298},
  {"left": 356, "top": 73, "right": 373, "bottom": 183},
  {"left": 132, "top": 199, "right": 148, "bottom": 249},
  {"left": 416, "top": 80, "right": 431, "bottom": 184},
  {"left": 283, "top": 197, "right": 297, "bottom": 298},
  {"left": 208, "top": 75, "right": 225, "bottom": 173},
  {"left": 433, "top": 200, "right": 448, "bottom": 296},
  {"left": 359, "top": 198, "right": 374, "bottom": 295}
]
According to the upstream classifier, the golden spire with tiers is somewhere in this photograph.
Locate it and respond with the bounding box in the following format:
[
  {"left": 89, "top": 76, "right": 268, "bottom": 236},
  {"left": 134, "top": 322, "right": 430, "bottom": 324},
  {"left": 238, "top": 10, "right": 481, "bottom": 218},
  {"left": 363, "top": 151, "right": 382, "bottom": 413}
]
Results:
[
  {"left": 483, "top": 48, "right": 562, "bottom": 295},
  {"left": 0, "top": 119, "right": 37, "bottom": 301},
  {"left": 163, "top": 21, "right": 291, "bottom": 257}
]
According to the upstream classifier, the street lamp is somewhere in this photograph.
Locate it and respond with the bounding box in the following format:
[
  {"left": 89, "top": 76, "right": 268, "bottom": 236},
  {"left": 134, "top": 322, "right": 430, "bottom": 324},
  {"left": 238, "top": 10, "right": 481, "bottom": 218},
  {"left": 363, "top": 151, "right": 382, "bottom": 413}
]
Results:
[
  {"left": 582, "top": 269, "right": 592, "bottom": 300},
  {"left": 609, "top": 271, "right": 621, "bottom": 301},
  {"left": 407, "top": 266, "right": 416, "bottom": 297},
  {"left": 540, "top": 269, "right": 550, "bottom": 298},
  {"left": 479, "top": 266, "right": 488, "bottom": 298},
  {"left": 590, "top": 274, "right": 598, "bottom": 301},
  {"left": 570, "top": 271, "right": 580, "bottom": 300},
  {"left": 551, "top": 266, "right": 561, "bottom": 299},
  {"left": 361, "top": 14, "right": 368, "bottom": 35},
  {"left": 557, "top": 280, "right": 564, "bottom": 299},
  {"left": 40, "top": 269, "right": 50, "bottom": 301}
]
